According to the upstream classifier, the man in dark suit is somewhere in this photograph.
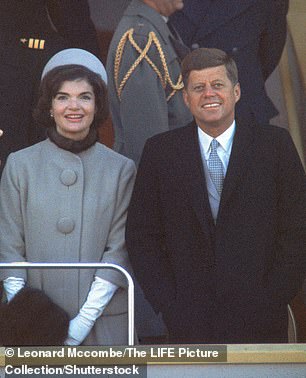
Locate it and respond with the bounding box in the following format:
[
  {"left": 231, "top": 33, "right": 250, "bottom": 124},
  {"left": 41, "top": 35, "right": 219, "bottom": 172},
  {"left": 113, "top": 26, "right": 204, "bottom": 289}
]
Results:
[
  {"left": 0, "top": 0, "right": 99, "bottom": 171},
  {"left": 126, "top": 48, "right": 306, "bottom": 343},
  {"left": 170, "top": 0, "right": 289, "bottom": 125}
]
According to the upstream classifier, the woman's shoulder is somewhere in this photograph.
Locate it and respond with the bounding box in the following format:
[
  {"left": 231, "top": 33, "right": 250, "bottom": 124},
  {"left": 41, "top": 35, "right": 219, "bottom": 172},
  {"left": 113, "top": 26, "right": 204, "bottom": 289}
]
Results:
[
  {"left": 6, "top": 140, "right": 48, "bottom": 163},
  {"left": 2, "top": 140, "right": 50, "bottom": 181},
  {"left": 93, "top": 142, "right": 136, "bottom": 168}
]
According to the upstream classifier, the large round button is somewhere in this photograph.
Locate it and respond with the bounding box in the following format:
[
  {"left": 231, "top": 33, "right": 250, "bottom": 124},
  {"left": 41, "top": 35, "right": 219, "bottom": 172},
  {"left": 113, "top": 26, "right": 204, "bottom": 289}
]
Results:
[
  {"left": 57, "top": 217, "right": 75, "bottom": 234},
  {"left": 0, "top": 129, "right": 3, "bottom": 137},
  {"left": 60, "top": 169, "right": 77, "bottom": 186}
]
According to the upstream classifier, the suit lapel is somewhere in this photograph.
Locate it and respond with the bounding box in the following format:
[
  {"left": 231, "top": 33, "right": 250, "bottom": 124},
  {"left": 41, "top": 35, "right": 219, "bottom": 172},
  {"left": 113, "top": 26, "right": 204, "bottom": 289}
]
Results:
[
  {"left": 174, "top": 123, "right": 216, "bottom": 236},
  {"left": 170, "top": 120, "right": 255, "bottom": 240},
  {"left": 218, "top": 119, "right": 255, "bottom": 217}
]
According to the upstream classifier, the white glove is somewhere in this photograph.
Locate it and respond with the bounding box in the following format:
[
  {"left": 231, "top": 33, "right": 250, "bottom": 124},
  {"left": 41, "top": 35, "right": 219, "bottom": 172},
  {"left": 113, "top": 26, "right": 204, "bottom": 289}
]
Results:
[
  {"left": 64, "top": 313, "right": 93, "bottom": 346},
  {"left": 65, "top": 276, "right": 118, "bottom": 345},
  {"left": 3, "top": 277, "right": 25, "bottom": 302}
]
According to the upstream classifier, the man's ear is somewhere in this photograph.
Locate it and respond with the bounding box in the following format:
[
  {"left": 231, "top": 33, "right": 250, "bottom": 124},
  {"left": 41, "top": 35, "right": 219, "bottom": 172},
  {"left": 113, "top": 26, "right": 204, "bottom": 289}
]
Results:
[
  {"left": 183, "top": 89, "right": 190, "bottom": 108},
  {"left": 234, "top": 82, "right": 241, "bottom": 103}
]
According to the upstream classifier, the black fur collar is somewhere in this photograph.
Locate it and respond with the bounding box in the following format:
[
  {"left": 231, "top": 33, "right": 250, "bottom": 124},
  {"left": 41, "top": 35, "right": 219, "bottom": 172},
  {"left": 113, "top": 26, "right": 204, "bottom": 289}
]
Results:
[{"left": 47, "top": 126, "right": 98, "bottom": 153}]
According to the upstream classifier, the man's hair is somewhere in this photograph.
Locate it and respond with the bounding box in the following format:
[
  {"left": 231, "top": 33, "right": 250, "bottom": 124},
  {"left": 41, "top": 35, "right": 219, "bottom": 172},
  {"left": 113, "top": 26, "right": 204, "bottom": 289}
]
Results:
[
  {"left": 34, "top": 64, "right": 109, "bottom": 129},
  {"left": 181, "top": 48, "right": 239, "bottom": 87}
]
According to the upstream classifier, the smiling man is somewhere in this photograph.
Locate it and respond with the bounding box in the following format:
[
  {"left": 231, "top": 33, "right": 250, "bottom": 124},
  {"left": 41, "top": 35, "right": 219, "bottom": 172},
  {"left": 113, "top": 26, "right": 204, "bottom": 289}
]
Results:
[
  {"left": 126, "top": 48, "right": 306, "bottom": 343},
  {"left": 183, "top": 62, "right": 240, "bottom": 138}
]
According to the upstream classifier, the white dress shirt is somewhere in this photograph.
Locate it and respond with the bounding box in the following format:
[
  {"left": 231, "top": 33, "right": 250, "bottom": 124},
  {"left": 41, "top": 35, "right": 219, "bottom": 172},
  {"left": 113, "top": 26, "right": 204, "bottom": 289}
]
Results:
[{"left": 197, "top": 121, "right": 236, "bottom": 175}]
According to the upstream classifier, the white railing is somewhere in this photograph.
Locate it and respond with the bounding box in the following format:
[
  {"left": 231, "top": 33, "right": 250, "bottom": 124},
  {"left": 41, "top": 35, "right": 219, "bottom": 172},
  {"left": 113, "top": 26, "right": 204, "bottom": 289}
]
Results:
[{"left": 0, "top": 262, "right": 134, "bottom": 345}]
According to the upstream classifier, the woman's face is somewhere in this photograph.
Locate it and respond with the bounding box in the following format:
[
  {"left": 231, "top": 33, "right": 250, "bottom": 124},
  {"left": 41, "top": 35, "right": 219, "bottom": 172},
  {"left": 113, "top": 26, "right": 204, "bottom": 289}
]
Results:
[{"left": 50, "top": 79, "right": 96, "bottom": 141}]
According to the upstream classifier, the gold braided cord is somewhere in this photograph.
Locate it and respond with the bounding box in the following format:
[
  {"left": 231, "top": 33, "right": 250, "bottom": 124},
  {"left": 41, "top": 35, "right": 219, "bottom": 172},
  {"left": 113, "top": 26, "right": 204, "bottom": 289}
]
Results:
[
  {"left": 166, "top": 89, "right": 176, "bottom": 102},
  {"left": 114, "top": 28, "right": 183, "bottom": 101}
]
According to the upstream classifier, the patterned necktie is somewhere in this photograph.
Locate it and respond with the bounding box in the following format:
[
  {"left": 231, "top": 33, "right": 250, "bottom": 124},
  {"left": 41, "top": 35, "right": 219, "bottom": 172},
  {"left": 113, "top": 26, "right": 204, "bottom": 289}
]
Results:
[{"left": 208, "top": 139, "right": 224, "bottom": 194}]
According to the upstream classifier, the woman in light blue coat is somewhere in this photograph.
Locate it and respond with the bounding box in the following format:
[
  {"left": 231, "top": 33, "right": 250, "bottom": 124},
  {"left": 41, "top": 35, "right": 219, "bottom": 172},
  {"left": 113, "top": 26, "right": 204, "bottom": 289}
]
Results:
[{"left": 0, "top": 49, "right": 136, "bottom": 345}]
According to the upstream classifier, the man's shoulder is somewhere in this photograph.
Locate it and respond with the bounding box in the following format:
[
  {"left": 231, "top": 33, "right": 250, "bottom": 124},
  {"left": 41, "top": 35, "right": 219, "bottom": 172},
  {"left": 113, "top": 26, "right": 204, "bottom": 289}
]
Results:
[
  {"left": 115, "top": 1, "right": 157, "bottom": 34},
  {"left": 113, "top": 0, "right": 168, "bottom": 41},
  {"left": 252, "top": 123, "right": 292, "bottom": 144},
  {"left": 144, "top": 123, "right": 195, "bottom": 155},
  {"left": 237, "top": 119, "right": 298, "bottom": 159},
  {"left": 137, "top": 123, "right": 197, "bottom": 172},
  {"left": 238, "top": 118, "right": 291, "bottom": 140},
  {"left": 108, "top": 13, "right": 159, "bottom": 58}
]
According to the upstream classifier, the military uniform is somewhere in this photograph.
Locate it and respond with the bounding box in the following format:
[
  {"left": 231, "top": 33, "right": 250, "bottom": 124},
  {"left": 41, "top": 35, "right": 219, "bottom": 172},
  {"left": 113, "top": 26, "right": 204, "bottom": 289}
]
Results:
[
  {"left": 0, "top": 0, "right": 99, "bottom": 171},
  {"left": 106, "top": 0, "right": 192, "bottom": 165}
]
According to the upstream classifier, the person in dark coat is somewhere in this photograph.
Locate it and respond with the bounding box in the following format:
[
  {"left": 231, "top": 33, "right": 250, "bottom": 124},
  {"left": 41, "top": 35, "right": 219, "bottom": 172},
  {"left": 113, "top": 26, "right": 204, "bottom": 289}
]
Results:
[
  {"left": 170, "top": 0, "right": 289, "bottom": 125},
  {"left": 0, "top": 287, "right": 69, "bottom": 346},
  {"left": 0, "top": 0, "right": 99, "bottom": 172},
  {"left": 126, "top": 48, "right": 306, "bottom": 343}
]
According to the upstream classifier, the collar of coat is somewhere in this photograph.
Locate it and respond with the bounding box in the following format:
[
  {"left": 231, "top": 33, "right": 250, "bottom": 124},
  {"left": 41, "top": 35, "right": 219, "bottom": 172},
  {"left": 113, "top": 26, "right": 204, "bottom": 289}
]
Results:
[{"left": 47, "top": 126, "right": 98, "bottom": 154}]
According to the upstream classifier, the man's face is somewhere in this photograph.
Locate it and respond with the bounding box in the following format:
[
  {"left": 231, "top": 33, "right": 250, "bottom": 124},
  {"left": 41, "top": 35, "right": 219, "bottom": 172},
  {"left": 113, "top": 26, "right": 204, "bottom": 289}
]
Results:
[
  {"left": 147, "top": 0, "right": 184, "bottom": 17},
  {"left": 183, "top": 65, "right": 241, "bottom": 137}
]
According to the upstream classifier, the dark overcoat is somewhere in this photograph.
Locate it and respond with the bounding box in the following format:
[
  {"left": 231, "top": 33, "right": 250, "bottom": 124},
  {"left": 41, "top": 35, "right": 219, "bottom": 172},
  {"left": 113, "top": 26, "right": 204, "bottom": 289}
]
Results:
[
  {"left": 171, "top": 0, "right": 289, "bottom": 124},
  {"left": 126, "top": 119, "right": 306, "bottom": 343}
]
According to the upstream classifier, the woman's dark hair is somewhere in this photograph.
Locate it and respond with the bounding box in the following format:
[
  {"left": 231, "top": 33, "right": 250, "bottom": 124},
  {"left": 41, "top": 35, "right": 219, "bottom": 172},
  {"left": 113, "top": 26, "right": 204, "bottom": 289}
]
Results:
[{"left": 33, "top": 64, "right": 109, "bottom": 128}]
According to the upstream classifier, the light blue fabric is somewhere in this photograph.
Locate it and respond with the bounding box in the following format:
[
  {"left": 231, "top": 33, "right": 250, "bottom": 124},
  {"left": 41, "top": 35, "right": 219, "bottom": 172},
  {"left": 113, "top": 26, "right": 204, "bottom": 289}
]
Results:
[{"left": 208, "top": 139, "right": 224, "bottom": 195}]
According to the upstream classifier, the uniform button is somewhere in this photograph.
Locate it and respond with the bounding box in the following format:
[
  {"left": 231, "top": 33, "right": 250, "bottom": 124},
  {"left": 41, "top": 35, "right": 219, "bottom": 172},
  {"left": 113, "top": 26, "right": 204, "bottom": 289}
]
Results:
[
  {"left": 232, "top": 47, "right": 239, "bottom": 54},
  {"left": 0, "top": 129, "right": 3, "bottom": 136},
  {"left": 57, "top": 217, "right": 75, "bottom": 234},
  {"left": 191, "top": 43, "right": 200, "bottom": 50},
  {"left": 60, "top": 169, "right": 77, "bottom": 186}
]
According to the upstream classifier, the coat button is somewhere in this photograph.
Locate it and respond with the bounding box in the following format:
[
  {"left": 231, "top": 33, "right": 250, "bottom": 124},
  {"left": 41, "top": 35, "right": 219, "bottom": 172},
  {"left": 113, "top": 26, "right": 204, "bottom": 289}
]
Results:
[
  {"left": 0, "top": 129, "right": 3, "bottom": 136},
  {"left": 57, "top": 217, "right": 75, "bottom": 234},
  {"left": 60, "top": 169, "right": 77, "bottom": 186},
  {"left": 191, "top": 43, "right": 200, "bottom": 50},
  {"left": 232, "top": 47, "right": 239, "bottom": 54}
]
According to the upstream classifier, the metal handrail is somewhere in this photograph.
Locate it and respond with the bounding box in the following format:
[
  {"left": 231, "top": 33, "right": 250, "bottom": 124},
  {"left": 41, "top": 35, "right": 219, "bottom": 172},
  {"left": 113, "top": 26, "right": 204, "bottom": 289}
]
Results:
[{"left": 0, "top": 262, "right": 134, "bottom": 345}]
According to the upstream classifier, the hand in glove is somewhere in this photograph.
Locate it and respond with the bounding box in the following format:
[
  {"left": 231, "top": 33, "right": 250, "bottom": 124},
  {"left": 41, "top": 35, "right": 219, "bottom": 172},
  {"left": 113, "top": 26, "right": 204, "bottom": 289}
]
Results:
[
  {"left": 64, "top": 312, "right": 94, "bottom": 346},
  {"left": 65, "top": 276, "right": 118, "bottom": 345},
  {"left": 3, "top": 277, "right": 25, "bottom": 302}
]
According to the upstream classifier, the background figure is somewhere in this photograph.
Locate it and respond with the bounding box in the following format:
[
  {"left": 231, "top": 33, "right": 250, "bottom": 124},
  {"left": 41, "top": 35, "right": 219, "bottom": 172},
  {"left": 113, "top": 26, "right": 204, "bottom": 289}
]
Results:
[
  {"left": 106, "top": 0, "right": 192, "bottom": 341},
  {"left": 0, "top": 49, "right": 136, "bottom": 345},
  {"left": 106, "top": 0, "right": 192, "bottom": 165},
  {"left": 0, "top": 287, "right": 69, "bottom": 346},
  {"left": 170, "top": 0, "right": 289, "bottom": 124},
  {"left": 126, "top": 48, "right": 306, "bottom": 343},
  {"left": 0, "top": 0, "right": 99, "bottom": 171}
]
